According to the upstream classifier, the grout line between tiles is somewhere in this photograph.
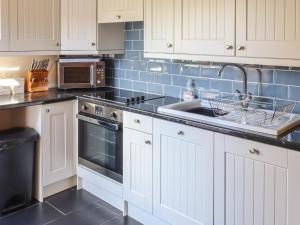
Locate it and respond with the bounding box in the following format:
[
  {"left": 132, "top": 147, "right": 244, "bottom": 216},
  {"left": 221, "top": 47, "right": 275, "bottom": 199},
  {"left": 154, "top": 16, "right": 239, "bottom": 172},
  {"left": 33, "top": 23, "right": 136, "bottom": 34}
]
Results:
[{"left": 45, "top": 201, "right": 66, "bottom": 216}]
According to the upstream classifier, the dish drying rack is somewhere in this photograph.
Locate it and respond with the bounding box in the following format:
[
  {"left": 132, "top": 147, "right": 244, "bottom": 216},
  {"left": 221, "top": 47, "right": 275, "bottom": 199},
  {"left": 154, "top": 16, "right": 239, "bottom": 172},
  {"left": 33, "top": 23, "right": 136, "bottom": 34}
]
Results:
[{"left": 208, "top": 96, "right": 296, "bottom": 127}]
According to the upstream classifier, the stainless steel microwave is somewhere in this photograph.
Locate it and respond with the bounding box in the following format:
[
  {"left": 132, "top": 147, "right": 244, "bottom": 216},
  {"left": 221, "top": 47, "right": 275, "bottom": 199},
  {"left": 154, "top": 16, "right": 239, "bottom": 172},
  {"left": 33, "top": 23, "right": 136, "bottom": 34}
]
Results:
[{"left": 57, "top": 58, "right": 105, "bottom": 89}]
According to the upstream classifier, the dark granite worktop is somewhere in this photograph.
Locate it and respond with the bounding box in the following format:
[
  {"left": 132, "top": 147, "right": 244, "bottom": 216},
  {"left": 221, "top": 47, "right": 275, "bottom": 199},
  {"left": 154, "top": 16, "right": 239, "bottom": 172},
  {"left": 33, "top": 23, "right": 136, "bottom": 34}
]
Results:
[{"left": 0, "top": 88, "right": 299, "bottom": 151}]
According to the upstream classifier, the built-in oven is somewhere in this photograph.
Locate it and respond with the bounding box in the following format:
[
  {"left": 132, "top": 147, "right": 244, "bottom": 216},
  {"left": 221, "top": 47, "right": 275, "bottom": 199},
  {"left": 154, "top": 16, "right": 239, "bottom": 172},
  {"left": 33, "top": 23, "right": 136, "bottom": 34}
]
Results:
[
  {"left": 77, "top": 100, "right": 123, "bottom": 183},
  {"left": 58, "top": 58, "right": 105, "bottom": 89}
]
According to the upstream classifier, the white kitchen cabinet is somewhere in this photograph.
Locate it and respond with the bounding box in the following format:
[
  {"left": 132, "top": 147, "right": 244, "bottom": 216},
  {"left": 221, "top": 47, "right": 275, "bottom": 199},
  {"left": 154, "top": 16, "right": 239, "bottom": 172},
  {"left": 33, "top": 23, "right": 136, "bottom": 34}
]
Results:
[
  {"left": 0, "top": 0, "right": 9, "bottom": 51},
  {"left": 123, "top": 128, "right": 153, "bottom": 213},
  {"left": 236, "top": 0, "right": 300, "bottom": 59},
  {"left": 144, "top": 0, "right": 174, "bottom": 54},
  {"left": 42, "top": 101, "right": 76, "bottom": 186},
  {"left": 174, "top": 0, "right": 235, "bottom": 56},
  {"left": 9, "top": 0, "right": 60, "bottom": 51},
  {"left": 98, "top": 0, "right": 143, "bottom": 23},
  {"left": 153, "top": 119, "right": 214, "bottom": 225},
  {"left": 61, "top": 0, "right": 97, "bottom": 51}
]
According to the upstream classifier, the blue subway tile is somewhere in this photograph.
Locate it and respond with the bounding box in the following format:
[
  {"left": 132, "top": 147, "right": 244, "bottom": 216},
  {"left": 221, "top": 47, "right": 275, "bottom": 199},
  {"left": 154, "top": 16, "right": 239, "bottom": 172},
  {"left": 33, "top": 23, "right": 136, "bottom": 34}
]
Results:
[
  {"left": 194, "top": 78, "right": 210, "bottom": 90},
  {"left": 211, "top": 79, "right": 233, "bottom": 93},
  {"left": 181, "top": 65, "right": 200, "bottom": 77},
  {"left": 140, "top": 72, "right": 155, "bottom": 82},
  {"left": 274, "top": 70, "right": 300, "bottom": 86},
  {"left": 139, "top": 30, "right": 144, "bottom": 40},
  {"left": 119, "top": 79, "right": 132, "bottom": 90},
  {"left": 119, "top": 60, "right": 133, "bottom": 70},
  {"left": 201, "top": 68, "right": 219, "bottom": 78},
  {"left": 133, "top": 81, "right": 147, "bottom": 92},
  {"left": 247, "top": 68, "right": 273, "bottom": 83},
  {"left": 114, "top": 69, "right": 126, "bottom": 79},
  {"left": 126, "top": 70, "right": 139, "bottom": 80},
  {"left": 132, "top": 41, "right": 144, "bottom": 50},
  {"left": 259, "top": 84, "right": 288, "bottom": 99},
  {"left": 155, "top": 73, "right": 172, "bottom": 85},
  {"left": 233, "top": 81, "right": 259, "bottom": 95},
  {"left": 124, "top": 41, "right": 133, "bottom": 50},
  {"left": 125, "top": 22, "right": 133, "bottom": 30},
  {"left": 163, "top": 63, "right": 181, "bottom": 75},
  {"left": 133, "top": 61, "right": 148, "bottom": 71},
  {"left": 222, "top": 67, "right": 244, "bottom": 81},
  {"left": 289, "top": 86, "right": 300, "bottom": 101},
  {"left": 125, "top": 30, "right": 140, "bottom": 40},
  {"left": 148, "top": 83, "right": 164, "bottom": 95},
  {"left": 164, "top": 85, "right": 181, "bottom": 98},
  {"left": 106, "top": 78, "right": 119, "bottom": 88},
  {"left": 149, "top": 62, "right": 164, "bottom": 72},
  {"left": 132, "top": 21, "right": 144, "bottom": 29},
  {"left": 172, "top": 75, "right": 189, "bottom": 87},
  {"left": 125, "top": 51, "right": 141, "bottom": 60}
]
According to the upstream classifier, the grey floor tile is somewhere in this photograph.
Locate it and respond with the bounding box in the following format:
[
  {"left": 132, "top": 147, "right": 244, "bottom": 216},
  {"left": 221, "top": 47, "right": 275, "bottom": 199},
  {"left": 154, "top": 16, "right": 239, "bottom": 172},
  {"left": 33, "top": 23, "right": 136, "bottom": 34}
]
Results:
[
  {"left": 47, "top": 203, "right": 118, "bottom": 225},
  {"left": 101, "top": 216, "right": 142, "bottom": 225},
  {"left": 95, "top": 199, "right": 122, "bottom": 216},
  {"left": 0, "top": 203, "right": 63, "bottom": 225},
  {"left": 45, "top": 189, "right": 99, "bottom": 215}
]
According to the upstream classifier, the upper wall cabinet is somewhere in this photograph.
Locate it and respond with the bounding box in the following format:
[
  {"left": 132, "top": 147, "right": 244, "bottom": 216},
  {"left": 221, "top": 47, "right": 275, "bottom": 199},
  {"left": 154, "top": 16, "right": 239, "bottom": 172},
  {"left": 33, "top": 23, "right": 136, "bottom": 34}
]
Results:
[
  {"left": 0, "top": 0, "right": 9, "bottom": 51},
  {"left": 9, "top": 0, "right": 60, "bottom": 51},
  {"left": 174, "top": 0, "right": 235, "bottom": 56},
  {"left": 144, "top": 0, "right": 174, "bottom": 53},
  {"left": 236, "top": 0, "right": 300, "bottom": 59},
  {"left": 61, "top": 0, "right": 97, "bottom": 52},
  {"left": 98, "top": 0, "right": 143, "bottom": 23}
]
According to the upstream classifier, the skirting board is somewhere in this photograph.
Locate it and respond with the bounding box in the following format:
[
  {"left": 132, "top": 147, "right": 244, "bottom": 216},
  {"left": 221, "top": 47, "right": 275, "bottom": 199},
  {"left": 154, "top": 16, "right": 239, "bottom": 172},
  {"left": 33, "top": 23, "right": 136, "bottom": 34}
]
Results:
[
  {"left": 43, "top": 176, "right": 77, "bottom": 200},
  {"left": 77, "top": 165, "right": 124, "bottom": 212}
]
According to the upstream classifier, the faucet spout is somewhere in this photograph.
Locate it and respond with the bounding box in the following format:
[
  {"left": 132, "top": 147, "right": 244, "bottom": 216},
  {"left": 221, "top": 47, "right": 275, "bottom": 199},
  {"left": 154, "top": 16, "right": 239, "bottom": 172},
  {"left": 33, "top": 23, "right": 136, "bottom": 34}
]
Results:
[{"left": 217, "top": 63, "right": 248, "bottom": 99}]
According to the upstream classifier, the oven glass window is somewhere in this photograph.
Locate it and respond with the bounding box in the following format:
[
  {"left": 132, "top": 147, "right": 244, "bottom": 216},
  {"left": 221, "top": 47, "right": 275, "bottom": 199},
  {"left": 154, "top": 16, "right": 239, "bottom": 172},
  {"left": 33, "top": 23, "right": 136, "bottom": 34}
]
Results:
[
  {"left": 78, "top": 120, "right": 122, "bottom": 174},
  {"left": 64, "top": 67, "right": 91, "bottom": 83}
]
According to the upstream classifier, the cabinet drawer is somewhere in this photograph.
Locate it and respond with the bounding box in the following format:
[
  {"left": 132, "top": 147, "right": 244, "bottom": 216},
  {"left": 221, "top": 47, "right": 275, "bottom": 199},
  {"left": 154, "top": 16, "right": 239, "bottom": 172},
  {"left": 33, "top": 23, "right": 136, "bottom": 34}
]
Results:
[
  {"left": 225, "top": 136, "right": 288, "bottom": 168},
  {"left": 124, "top": 112, "right": 153, "bottom": 134}
]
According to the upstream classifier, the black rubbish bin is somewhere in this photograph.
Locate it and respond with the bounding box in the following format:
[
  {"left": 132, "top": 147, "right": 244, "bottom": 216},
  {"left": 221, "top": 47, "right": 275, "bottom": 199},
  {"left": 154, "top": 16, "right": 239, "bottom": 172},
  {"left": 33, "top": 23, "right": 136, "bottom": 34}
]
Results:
[{"left": 0, "top": 127, "right": 39, "bottom": 215}]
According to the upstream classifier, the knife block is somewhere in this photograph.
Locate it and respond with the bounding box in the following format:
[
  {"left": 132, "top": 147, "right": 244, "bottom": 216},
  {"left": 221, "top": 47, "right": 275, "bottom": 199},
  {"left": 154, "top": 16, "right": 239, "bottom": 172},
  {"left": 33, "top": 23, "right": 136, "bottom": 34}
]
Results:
[{"left": 25, "top": 70, "right": 49, "bottom": 93}]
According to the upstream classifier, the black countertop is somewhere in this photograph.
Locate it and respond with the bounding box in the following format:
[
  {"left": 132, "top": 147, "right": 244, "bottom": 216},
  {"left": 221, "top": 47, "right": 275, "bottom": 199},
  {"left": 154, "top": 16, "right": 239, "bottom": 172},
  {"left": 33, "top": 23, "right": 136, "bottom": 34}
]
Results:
[{"left": 0, "top": 88, "right": 299, "bottom": 151}]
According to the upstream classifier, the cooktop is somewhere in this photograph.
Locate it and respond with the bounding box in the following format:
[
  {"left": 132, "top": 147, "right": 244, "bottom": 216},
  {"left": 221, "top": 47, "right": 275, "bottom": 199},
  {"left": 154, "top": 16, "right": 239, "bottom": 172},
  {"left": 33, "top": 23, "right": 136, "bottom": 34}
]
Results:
[{"left": 82, "top": 88, "right": 164, "bottom": 105}]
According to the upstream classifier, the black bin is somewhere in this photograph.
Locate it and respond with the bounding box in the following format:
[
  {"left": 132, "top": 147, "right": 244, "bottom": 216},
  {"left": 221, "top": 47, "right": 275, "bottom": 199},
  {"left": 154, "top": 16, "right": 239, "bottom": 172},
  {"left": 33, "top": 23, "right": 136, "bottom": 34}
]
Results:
[{"left": 0, "top": 127, "right": 39, "bottom": 215}]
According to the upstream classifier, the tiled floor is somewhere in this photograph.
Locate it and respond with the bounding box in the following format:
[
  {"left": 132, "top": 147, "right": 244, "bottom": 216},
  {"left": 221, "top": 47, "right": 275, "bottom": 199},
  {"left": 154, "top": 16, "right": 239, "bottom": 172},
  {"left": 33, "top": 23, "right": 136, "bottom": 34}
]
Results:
[{"left": 0, "top": 188, "right": 142, "bottom": 225}]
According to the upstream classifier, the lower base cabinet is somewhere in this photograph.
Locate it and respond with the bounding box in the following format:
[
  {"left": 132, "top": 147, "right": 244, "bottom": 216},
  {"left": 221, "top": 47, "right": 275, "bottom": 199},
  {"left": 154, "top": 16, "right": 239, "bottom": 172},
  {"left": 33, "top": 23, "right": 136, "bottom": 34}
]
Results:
[
  {"left": 42, "top": 101, "right": 76, "bottom": 186},
  {"left": 153, "top": 119, "right": 214, "bottom": 225}
]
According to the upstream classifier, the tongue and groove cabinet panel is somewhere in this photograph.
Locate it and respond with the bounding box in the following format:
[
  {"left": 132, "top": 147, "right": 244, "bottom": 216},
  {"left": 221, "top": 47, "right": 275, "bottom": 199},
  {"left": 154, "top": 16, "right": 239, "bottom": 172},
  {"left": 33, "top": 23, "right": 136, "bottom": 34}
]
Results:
[
  {"left": 236, "top": 0, "right": 300, "bottom": 59},
  {"left": 61, "top": 0, "right": 97, "bottom": 51},
  {"left": 98, "top": 0, "right": 143, "bottom": 23},
  {"left": 9, "top": 0, "right": 60, "bottom": 51},
  {"left": 0, "top": 0, "right": 9, "bottom": 51},
  {"left": 174, "top": 0, "right": 235, "bottom": 56},
  {"left": 144, "top": 0, "right": 174, "bottom": 53}
]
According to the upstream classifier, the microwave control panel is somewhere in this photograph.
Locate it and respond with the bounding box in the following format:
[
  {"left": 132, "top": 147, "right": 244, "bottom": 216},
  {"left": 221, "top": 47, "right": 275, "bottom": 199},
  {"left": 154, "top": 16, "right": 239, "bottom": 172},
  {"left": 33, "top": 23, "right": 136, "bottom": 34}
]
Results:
[{"left": 96, "top": 63, "right": 105, "bottom": 86}]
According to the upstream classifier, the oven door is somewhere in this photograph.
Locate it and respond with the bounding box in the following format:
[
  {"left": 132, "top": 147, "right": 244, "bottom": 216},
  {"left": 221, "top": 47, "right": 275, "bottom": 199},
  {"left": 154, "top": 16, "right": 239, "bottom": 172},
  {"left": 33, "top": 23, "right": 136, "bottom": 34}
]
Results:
[
  {"left": 77, "top": 113, "right": 123, "bottom": 183},
  {"left": 58, "top": 62, "right": 96, "bottom": 89}
]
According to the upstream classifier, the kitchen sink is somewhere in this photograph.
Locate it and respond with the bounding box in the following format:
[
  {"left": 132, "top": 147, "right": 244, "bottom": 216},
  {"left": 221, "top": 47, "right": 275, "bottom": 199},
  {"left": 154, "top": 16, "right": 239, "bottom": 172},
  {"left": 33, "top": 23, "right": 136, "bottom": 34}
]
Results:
[{"left": 158, "top": 99, "right": 300, "bottom": 136}]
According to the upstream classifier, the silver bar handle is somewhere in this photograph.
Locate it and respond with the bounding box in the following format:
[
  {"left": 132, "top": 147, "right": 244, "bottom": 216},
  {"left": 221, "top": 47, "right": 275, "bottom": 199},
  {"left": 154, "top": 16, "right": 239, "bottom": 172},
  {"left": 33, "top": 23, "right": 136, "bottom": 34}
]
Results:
[{"left": 77, "top": 114, "right": 120, "bottom": 131}]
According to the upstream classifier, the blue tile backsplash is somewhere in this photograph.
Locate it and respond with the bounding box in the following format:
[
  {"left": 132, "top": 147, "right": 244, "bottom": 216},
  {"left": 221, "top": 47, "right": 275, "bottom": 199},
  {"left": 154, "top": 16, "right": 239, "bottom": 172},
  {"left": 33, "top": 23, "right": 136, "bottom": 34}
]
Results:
[{"left": 105, "top": 22, "right": 300, "bottom": 113}]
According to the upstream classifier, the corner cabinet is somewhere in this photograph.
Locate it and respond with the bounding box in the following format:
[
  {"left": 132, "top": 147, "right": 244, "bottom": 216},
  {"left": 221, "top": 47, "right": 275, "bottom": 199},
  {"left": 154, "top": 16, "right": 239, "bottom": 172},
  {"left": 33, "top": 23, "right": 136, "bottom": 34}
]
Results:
[
  {"left": 61, "top": 0, "right": 97, "bottom": 52},
  {"left": 0, "top": 0, "right": 9, "bottom": 51},
  {"left": 42, "top": 101, "right": 76, "bottom": 187},
  {"left": 98, "top": 0, "right": 143, "bottom": 23},
  {"left": 153, "top": 119, "right": 214, "bottom": 225},
  {"left": 9, "top": 0, "right": 60, "bottom": 51}
]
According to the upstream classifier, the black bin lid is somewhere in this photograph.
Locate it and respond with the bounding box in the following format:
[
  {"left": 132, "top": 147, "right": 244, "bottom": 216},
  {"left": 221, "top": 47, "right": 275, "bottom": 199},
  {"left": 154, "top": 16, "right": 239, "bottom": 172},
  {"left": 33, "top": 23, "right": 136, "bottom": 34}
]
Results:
[{"left": 0, "top": 127, "right": 39, "bottom": 147}]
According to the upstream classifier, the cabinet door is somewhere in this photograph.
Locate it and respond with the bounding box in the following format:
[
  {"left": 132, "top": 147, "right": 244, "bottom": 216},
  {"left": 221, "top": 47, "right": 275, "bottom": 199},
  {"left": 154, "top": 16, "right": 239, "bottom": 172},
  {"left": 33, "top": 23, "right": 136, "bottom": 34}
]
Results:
[
  {"left": 42, "top": 101, "right": 76, "bottom": 186},
  {"left": 98, "top": 0, "right": 143, "bottom": 23},
  {"left": 61, "top": 0, "right": 97, "bottom": 51},
  {"left": 236, "top": 0, "right": 300, "bottom": 59},
  {"left": 123, "top": 128, "right": 152, "bottom": 213},
  {"left": 174, "top": 0, "right": 235, "bottom": 56},
  {"left": 0, "top": 0, "right": 9, "bottom": 51},
  {"left": 9, "top": 0, "right": 60, "bottom": 51},
  {"left": 144, "top": 0, "right": 174, "bottom": 53},
  {"left": 225, "top": 153, "right": 287, "bottom": 225},
  {"left": 153, "top": 119, "right": 214, "bottom": 225}
]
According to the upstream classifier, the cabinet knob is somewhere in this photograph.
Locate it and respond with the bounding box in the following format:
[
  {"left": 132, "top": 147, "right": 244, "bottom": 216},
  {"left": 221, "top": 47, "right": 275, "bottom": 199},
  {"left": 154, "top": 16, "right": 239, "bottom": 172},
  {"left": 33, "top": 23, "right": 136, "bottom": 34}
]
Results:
[
  {"left": 145, "top": 140, "right": 151, "bottom": 145},
  {"left": 134, "top": 119, "right": 140, "bottom": 124},
  {"left": 237, "top": 46, "right": 245, "bottom": 51},
  {"left": 92, "top": 42, "right": 96, "bottom": 46},
  {"left": 226, "top": 45, "right": 233, "bottom": 50},
  {"left": 178, "top": 131, "right": 184, "bottom": 136},
  {"left": 56, "top": 43, "right": 60, "bottom": 47},
  {"left": 249, "top": 148, "right": 260, "bottom": 155},
  {"left": 46, "top": 109, "right": 50, "bottom": 113},
  {"left": 115, "top": 15, "right": 121, "bottom": 19},
  {"left": 166, "top": 43, "right": 173, "bottom": 48}
]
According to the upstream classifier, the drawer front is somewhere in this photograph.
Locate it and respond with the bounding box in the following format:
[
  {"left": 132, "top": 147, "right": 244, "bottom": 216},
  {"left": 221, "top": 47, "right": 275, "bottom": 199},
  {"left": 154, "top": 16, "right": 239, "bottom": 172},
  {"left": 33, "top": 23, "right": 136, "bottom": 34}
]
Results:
[
  {"left": 225, "top": 136, "right": 288, "bottom": 168},
  {"left": 124, "top": 112, "right": 153, "bottom": 134}
]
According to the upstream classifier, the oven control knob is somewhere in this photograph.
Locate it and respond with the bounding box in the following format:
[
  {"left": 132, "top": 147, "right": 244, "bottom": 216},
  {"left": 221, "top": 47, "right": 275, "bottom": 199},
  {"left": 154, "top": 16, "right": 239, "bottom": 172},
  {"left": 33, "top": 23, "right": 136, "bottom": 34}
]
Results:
[{"left": 111, "top": 112, "right": 118, "bottom": 119}]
